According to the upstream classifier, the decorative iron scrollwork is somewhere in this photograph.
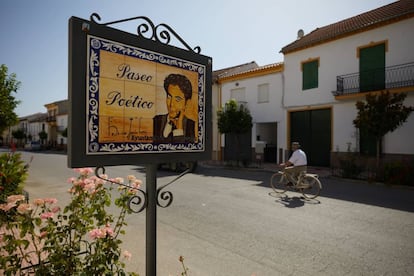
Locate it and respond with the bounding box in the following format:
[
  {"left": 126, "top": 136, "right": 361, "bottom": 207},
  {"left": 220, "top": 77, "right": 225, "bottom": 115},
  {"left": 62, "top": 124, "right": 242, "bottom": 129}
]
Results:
[
  {"left": 156, "top": 168, "right": 190, "bottom": 208},
  {"left": 94, "top": 166, "right": 190, "bottom": 211},
  {"left": 127, "top": 194, "right": 147, "bottom": 213},
  {"left": 90, "top": 13, "right": 201, "bottom": 54},
  {"left": 157, "top": 189, "right": 173, "bottom": 208},
  {"left": 95, "top": 166, "right": 147, "bottom": 213}
]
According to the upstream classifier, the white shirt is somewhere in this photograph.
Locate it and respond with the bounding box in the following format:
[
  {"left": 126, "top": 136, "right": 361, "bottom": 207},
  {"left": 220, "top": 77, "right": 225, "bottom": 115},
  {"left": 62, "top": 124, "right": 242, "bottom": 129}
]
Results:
[{"left": 288, "top": 149, "right": 307, "bottom": 166}]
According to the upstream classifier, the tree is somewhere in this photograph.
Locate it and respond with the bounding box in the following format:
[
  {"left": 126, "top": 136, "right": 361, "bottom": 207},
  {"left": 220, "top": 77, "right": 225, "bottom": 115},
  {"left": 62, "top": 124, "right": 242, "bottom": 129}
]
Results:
[
  {"left": 12, "top": 129, "right": 26, "bottom": 146},
  {"left": 0, "top": 64, "right": 21, "bottom": 134},
  {"left": 61, "top": 127, "right": 67, "bottom": 138},
  {"left": 353, "top": 91, "right": 414, "bottom": 168},
  {"left": 39, "top": 130, "right": 48, "bottom": 144},
  {"left": 217, "top": 99, "right": 253, "bottom": 165},
  {"left": 217, "top": 99, "right": 252, "bottom": 134}
]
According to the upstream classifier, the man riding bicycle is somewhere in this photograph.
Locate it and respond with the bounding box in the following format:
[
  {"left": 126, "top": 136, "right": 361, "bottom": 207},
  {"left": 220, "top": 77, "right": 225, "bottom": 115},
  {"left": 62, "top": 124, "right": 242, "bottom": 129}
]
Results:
[{"left": 280, "top": 142, "right": 307, "bottom": 187}]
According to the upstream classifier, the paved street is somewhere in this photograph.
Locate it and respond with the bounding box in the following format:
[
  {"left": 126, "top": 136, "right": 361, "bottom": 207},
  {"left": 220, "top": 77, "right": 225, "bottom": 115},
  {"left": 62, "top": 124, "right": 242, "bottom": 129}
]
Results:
[{"left": 15, "top": 151, "right": 414, "bottom": 275}]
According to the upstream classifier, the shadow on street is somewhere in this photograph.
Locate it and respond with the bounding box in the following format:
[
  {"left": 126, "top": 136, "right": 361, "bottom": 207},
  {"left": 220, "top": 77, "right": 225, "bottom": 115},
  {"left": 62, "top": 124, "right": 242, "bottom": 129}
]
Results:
[{"left": 131, "top": 163, "right": 414, "bottom": 212}]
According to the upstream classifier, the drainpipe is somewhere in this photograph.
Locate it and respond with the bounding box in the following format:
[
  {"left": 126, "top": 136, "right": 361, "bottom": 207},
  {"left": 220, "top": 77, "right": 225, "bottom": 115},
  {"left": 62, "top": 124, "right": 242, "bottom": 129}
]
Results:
[
  {"left": 281, "top": 71, "right": 286, "bottom": 109},
  {"left": 218, "top": 81, "right": 222, "bottom": 161}
]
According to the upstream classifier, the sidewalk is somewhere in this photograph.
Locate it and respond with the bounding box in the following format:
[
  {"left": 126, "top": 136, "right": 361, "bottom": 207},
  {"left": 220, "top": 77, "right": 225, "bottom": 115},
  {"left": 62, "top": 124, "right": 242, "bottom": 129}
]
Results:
[{"left": 199, "top": 160, "right": 332, "bottom": 177}]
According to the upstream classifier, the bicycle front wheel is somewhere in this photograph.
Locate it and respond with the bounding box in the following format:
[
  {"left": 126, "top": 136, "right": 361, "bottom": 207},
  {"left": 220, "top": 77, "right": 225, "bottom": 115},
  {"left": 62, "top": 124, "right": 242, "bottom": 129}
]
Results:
[
  {"left": 270, "top": 172, "right": 288, "bottom": 194},
  {"left": 300, "top": 175, "right": 321, "bottom": 199}
]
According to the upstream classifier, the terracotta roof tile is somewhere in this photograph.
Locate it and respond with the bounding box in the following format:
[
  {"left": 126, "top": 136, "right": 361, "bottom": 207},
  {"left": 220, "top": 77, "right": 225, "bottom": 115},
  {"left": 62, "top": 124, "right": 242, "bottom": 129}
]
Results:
[
  {"left": 281, "top": 0, "right": 414, "bottom": 54},
  {"left": 213, "top": 61, "right": 258, "bottom": 82},
  {"left": 219, "top": 62, "right": 284, "bottom": 80}
]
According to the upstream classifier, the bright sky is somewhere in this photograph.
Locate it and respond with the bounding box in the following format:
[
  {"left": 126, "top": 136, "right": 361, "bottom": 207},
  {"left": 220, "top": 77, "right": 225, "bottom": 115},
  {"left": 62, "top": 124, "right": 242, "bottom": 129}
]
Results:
[{"left": 1, "top": 0, "right": 395, "bottom": 117}]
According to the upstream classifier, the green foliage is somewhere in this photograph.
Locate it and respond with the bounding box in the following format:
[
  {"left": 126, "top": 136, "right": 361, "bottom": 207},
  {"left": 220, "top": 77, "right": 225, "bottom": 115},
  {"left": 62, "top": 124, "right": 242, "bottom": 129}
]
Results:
[
  {"left": 0, "top": 169, "right": 141, "bottom": 275},
  {"left": 39, "top": 130, "right": 48, "bottom": 141},
  {"left": 61, "top": 127, "right": 67, "bottom": 138},
  {"left": 217, "top": 99, "right": 252, "bottom": 134},
  {"left": 383, "top": 160, "right": 413, "bottom": 186},
  {"left": 0, "top": 151, "right": 29, "bottom": 204},
  {"left": 353, "top": 91, "right": 414, "bottom": 140},
  {"left": 0, "top": 64, "right": 21, "bottom": 134},
  {"left": 12, "top": 129, "right": 25, "bottom": 140},
  {"left": 339, "top": 153, "right": 363, "bottom": 179},
  {"left": 353, "top": 91, "right": 414, "bottom": 168}
]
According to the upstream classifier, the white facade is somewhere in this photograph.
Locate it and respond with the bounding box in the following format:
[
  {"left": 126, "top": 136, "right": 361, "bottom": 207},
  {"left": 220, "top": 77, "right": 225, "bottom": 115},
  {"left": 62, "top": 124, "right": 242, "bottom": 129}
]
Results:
[
  {"left": 219, "top": 64, "right": 285, "bottom": 161},
  {"left": 7, "top": 113, "right": 48, "bottom": 145},
  {"left": 56, "top": 114, "right": 68, "bottom": 145},
  {"left": 26, "top": 120, "right": 47, "bottom": 142},
  {"left": 283, "top": 17, "right": 414, "bottom": 154},
  {"left": 214, "top": 2, "right": 414, "bottom": 165}
]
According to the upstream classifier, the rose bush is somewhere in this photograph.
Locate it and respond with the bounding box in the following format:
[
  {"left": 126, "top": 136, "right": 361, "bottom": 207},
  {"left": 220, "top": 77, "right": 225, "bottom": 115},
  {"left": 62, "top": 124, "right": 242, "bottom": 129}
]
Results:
[
  {"left": 0, "top": 166, "right": 141, "bottom": 275},
  {"left": 0, "top": 151, "right": 30, "bottom": 205}
]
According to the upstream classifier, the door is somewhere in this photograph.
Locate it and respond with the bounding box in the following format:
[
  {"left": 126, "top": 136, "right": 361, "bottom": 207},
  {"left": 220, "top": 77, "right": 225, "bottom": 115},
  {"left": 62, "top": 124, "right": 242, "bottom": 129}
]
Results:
[{"left": 290, "top": 108, "right": 331, "bottom": 166}]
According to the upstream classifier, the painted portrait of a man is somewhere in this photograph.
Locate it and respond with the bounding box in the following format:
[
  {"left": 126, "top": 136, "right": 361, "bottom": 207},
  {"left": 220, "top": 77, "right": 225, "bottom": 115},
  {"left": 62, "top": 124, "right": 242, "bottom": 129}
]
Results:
[{"left": 153, "top": 73, "right": 196, "bottom": 143}]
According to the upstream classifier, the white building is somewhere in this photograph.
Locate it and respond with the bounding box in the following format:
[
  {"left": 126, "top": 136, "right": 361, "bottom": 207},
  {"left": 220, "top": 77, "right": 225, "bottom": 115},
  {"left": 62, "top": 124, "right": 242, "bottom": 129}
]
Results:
[
  {"left": 2, "top": 113, "right": 48, "bottom": 147},
  {"left": 44, "top": 99, "right": 68, "bottom": 148},
  {"left": 218, "top": 63, "right": 285, "bottom": 163},
  {"left": 215, "top": 0, "right": 414, "bottom": 167},
  {"left": 212, "top": 61, "right": 259, "bottom": 160},
  {"left": 280, "top": 0, "right": 414, "bottom": 166},
  {"left": 24, "top": 113, "right": 48, "bottom": 143}
]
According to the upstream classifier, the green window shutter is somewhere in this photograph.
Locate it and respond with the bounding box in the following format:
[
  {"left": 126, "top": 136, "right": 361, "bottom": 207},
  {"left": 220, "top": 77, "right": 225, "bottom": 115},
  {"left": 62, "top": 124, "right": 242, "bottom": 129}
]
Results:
[
  {"left": 302, "top": 60, "right": 318, "bottom": 90},
  {"left": 359, "top": 43, "right": 385, "bottom": 92}
]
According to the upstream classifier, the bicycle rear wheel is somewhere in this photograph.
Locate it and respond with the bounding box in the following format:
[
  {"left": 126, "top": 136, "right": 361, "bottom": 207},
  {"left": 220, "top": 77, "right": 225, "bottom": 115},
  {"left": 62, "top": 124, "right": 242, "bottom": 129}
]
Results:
[
  {"left": 299, "top": 175, "right": 321, "bottom": 199},
  {"left": 270, "top": 172, "right": 288, "bottom": 194}
]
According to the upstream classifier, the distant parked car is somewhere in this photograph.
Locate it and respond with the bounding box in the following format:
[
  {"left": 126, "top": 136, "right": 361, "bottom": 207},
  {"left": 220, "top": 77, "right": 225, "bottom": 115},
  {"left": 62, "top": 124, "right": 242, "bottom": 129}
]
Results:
[
  {"left": 158, "top": 161, "right": 198, "bottom": 173},
  {"left": 24, "top": 141, "right": 41, "bottom": 151}
]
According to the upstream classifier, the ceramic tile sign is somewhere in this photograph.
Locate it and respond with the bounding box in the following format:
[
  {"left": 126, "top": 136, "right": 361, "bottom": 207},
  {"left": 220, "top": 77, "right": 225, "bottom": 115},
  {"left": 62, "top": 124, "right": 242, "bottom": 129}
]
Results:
[{"left": 68, "top": 16, "right": 212, "bottom": 167}]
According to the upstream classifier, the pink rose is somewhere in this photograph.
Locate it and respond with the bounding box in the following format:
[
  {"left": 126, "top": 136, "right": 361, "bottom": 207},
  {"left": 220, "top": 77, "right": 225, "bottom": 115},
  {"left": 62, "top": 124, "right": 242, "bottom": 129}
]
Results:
[
  {"left": 104, "top": 226, "right": 114, "bottom": 237},
  {"left": 7, "top": 194, "right": 25, "bottom": 204},
  {"left": 132, "top": 179, "right": 142, "bottom": 189},
  {"left": 89, "top": 228, "right": 106, "bottom": 239},
  {"left": 33, "top": 198, "right": 45, "bottom": 206},
  {"left": 40, "top": 212, "right": 54, "bottom": 219},
  {"left": 127, "top": 175, "right": 136, "bottom": 181},
  {"left": 43, "top": 198, "right": 58, "bottom": 204},
  {"left": 74, "top": 167, "right": 94, "bottom": 176},
  {"left": 123, "top": 250, "right": 132, "bottom": 260},
  {"left": 17, "top": 203, "right": 32, "bottom": 214},
  {"left": 0, "top": 203, "right": 15, "bottom": 212}
]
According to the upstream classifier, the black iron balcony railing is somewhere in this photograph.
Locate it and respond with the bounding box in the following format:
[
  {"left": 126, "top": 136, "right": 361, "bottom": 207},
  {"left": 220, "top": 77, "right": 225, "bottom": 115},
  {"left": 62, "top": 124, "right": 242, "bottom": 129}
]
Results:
[
  {"left": 46, "top": 116, "right": 56, "bottom": 122},
  {"left": 332, "top": 62, "right": 414, "bottom": 96}
]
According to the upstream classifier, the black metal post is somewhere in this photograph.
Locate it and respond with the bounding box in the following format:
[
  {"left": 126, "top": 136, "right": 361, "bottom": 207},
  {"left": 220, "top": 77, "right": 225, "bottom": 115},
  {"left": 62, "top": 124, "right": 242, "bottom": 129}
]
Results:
[{"left": 146, "top": 163, "right": 157, "bottom": 276}]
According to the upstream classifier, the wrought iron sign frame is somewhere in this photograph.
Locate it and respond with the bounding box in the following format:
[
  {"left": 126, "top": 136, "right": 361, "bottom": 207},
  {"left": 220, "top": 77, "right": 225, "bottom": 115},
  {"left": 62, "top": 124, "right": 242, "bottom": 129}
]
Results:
[
  {"left": 68, "top": 14, "right": 212, "bottom": 276},
  {"left": 68, "top": 14, "right": 212, "bottom": 168}
]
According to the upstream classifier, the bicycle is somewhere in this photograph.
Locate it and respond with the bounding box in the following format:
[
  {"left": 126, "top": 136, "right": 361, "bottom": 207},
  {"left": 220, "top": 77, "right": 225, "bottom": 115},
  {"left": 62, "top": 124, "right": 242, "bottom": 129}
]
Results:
[{"left": 270, "top": 168, "right": 322, "bottom": 199}]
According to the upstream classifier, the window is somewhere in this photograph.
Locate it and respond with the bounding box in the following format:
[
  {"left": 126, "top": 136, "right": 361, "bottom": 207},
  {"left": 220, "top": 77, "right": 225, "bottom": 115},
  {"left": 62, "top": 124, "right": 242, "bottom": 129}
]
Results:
[
  {"left": 230, "top": 88, "right": 246, "bottom": 103},
  {"left": 302, "top": 58, "right": 319, "bottom": 90},
  {"left": 358, "top": 42, "right": 386, "bottom": 92},
  {"left": 257, "top": 84, "right": 269, "bottom": 103}
]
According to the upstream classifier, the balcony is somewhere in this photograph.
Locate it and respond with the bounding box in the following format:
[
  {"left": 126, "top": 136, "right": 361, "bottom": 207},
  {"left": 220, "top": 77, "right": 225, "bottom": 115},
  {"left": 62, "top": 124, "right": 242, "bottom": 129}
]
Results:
[
  {"left": 46, "top": 116, "right": 56, "bottom": 122},
  {"left": 332, "top": 62, "right": 414, "bottom": 97}
]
